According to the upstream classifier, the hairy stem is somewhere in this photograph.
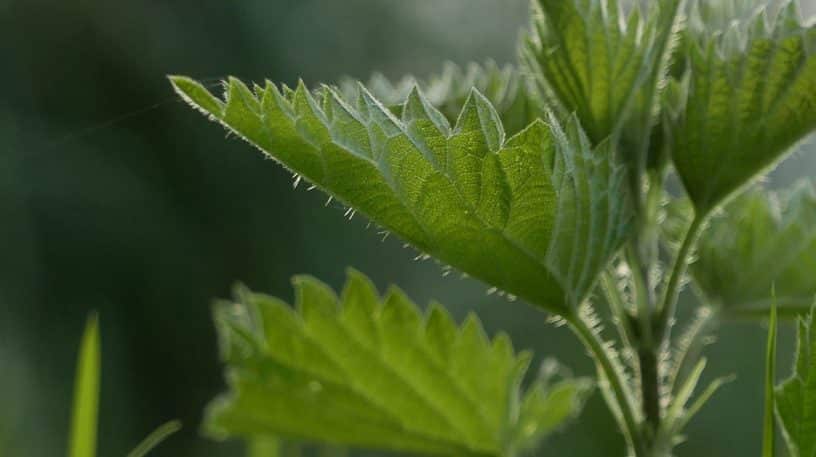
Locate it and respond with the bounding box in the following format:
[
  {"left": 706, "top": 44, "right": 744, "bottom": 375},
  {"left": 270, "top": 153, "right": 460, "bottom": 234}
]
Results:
[
  {"left": 568, "top": 314, "right": 646, "bottom": 456},
  {"left": 656, "top": 215, "right": 705, "bottom": 342},
  {"left": 635, "top": 213, "right": 706, "bottom": 452},
  {"left": 626, "top": 235, "right": 662, "bottom": 433},
  {"left": 638, "top": 347, "right": 661, "bottom": 436}
]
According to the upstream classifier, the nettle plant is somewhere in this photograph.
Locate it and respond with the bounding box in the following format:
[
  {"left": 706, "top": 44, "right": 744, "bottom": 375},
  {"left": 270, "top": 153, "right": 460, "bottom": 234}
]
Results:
[{"left": 169, "top": 0, "right": 816, "bottom": 456}]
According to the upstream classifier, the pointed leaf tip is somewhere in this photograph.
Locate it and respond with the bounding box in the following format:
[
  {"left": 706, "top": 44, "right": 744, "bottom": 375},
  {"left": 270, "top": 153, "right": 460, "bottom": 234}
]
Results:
[
  {"left": 454, "top": 88, "right": 505, "bottom": 152},
  {"left": 169, "top": 75, "right": 225, "bottom": 117},
  {"left": 402, "top": 85, "right": 451, "bottom": 134}
]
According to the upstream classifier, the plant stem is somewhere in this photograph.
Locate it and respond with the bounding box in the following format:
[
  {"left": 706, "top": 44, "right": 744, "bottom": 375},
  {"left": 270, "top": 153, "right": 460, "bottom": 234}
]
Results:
[
  {"left": 627, "top": 244, "right": 653, "bottom": 346},
  {"left": 655, "top": 215, "right": 705, "bottom": 342},
  {"left": 568, "top": 314, "right": 646, "bottom": 456},
  {"left": 626, "top": 238, "right": 662, "bottom": 432},
  {"left": 638, "top": 346, "right": 661, "bottom": 437},
  {"left": 630, "top": 213, "right": 706, "bottom": 453}
]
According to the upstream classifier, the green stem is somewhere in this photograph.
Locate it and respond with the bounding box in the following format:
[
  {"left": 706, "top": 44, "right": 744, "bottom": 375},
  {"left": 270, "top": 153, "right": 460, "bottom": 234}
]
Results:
[
  {"left": 568, "top": 314, "right": 645, "bottom": 456},
  {"left": 626, "top": 243, "right": 653, "bottom": 346},
  {"left": 638, "top": 347, "right": 661, "bottom": 435},
  {"left": 655, "top": 215, "right": 705, "bottom": 343},
  {"left": 626, "top": 238, "right": 661, "bottom": 433}
]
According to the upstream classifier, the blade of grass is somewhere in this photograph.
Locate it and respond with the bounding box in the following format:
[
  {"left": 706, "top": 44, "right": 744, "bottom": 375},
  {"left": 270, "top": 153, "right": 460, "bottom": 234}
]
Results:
[
  {"left": 126, "top": 420, "right": 182, "bottom": 457},
  {"left": 68, "top": 313, "right": 100, "bottom": 457},
  {"left": 762, "top": 288, "right": 777, "bottom": 457}
]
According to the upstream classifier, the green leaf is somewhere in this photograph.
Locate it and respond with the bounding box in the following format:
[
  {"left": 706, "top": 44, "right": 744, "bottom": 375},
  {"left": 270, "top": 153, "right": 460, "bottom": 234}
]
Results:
[
  {"left": 205, "top": 270, "right": 591, "bottom": 456},
  {"left": 170, "top": 75, "right": 631, "bottom": 313},
  {"left": 774, "top": 302, "right": 816, "bottom": 457},
  {"left": 522, "top": 0, "right": 682, "bottom": 162},
  {"left": 506, "top": 360, "right": 593, "bottom": 456},
  {"left": 68, "top": 313, "right": 100, "bottom": 457},
  {"left": 684, "top": 181, "right": 816, "bottom": 316},
  {"left": 672, "top": 0, "right": 816, "bottom": 212},
  {"left": 339, "top": 61, "right": 545, "bottom": 137}
]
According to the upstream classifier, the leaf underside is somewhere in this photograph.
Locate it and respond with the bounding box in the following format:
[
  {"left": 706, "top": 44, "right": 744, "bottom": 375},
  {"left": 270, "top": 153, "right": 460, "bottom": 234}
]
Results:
[
  {"left": 522, "top": 0, "right": 681, "bottom": 159},
  {"left": 170, "top": 74, "right": 631, "bottom": 313},
  {"left": 775, "top": 303, "right": 816, "bottom": 457},
  {"left": 687, "top": 181, "right": 816, "bottom": 316},
  {"left": 206, "top": 270, "right": 592, "bottom": 456},
  {"left": 673, "top": 1, "right": 816, "bottom": 212}
]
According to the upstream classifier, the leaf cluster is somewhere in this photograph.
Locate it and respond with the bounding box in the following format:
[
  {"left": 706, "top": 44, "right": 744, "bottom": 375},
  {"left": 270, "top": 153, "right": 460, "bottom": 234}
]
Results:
[{"left": 172, "top": 0, "right": 816, "bottom": 455}]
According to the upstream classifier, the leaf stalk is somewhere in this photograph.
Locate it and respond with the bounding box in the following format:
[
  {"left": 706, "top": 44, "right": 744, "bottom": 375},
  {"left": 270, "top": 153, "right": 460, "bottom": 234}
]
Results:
[{"left": 656, "top": 214, "right": 705, "bottom": 342}]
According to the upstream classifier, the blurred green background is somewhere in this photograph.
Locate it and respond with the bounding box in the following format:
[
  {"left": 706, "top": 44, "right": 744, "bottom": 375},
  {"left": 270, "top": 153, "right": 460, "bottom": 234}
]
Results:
[{"left": 2, "top": 0, "right": 816, "bottom": 456}]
